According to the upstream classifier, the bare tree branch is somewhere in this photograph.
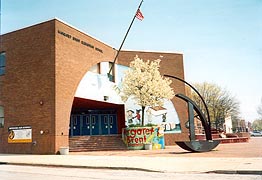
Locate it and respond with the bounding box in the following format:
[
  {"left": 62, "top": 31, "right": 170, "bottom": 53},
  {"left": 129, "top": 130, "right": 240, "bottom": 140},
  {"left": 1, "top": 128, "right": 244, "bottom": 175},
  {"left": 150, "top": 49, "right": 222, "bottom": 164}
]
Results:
[{"left": 189, "top": 82, "right": 240, "bottom": 130}]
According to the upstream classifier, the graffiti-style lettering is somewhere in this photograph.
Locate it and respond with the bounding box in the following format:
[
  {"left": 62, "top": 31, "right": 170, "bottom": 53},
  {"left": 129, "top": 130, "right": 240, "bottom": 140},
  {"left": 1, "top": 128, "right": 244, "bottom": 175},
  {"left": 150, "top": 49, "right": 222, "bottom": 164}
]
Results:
[
  {"left": 123, "top": 127, "right": 156, "bottom": 148},
  {"left": 122, "top": 126, "right": 165, "bottom": 150}
]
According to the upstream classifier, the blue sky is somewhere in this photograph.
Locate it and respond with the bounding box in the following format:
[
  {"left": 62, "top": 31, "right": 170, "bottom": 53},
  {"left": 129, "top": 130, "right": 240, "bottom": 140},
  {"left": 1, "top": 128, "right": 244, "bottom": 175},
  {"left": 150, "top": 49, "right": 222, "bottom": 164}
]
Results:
[{"left": 1, "top": 0, "right": 262, "bottom": 122}]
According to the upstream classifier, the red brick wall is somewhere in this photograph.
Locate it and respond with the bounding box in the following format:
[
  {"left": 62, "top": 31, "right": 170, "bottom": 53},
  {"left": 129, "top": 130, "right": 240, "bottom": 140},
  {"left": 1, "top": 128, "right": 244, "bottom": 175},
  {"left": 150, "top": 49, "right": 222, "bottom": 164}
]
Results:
[
  {"left": 0, "top": 20, "right": 56, "bottom": 154},
  {"left": 0, "top": 19, "right": 188, "bottom": 154},
  {"left": 118, "top": 51, "right": 189, "bottom": 143},
  {"left": 54, "top": 20, "right": 117, "bottom": 153}
]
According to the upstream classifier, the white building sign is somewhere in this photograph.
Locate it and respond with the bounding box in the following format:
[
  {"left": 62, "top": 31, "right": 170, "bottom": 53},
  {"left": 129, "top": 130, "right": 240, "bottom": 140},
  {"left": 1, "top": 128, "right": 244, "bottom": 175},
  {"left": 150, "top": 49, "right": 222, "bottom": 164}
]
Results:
[{"left": 8, "top": 126, "right": 32, "bottom": 143}]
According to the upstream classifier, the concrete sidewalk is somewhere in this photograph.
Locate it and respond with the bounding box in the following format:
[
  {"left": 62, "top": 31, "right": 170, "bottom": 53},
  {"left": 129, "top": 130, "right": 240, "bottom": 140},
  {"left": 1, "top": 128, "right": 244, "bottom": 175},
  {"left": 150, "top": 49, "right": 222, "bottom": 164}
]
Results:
[
  {"left": 0, "top": 154, "right": 261, "bottom": 174},
  {"left": 0, "top": 137, "right": 261, "bottom": 174}
]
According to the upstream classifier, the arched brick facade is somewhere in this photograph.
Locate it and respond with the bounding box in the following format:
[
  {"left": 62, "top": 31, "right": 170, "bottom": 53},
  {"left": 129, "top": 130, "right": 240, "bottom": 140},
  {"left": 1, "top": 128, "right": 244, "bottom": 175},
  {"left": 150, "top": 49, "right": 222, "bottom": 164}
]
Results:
[
  {"left": 54, "top": 20, "right": 117, "bottom": 153},
  {"left": 0, "top": 19, "right": 188, "bottom": 154}
]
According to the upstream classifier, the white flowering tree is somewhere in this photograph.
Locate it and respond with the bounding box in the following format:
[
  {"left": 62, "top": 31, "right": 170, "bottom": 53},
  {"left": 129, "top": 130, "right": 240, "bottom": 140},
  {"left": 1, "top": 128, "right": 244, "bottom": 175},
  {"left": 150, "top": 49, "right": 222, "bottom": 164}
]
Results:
[{"left": 120, "top": 56, "right": 175, "bottom": 126}]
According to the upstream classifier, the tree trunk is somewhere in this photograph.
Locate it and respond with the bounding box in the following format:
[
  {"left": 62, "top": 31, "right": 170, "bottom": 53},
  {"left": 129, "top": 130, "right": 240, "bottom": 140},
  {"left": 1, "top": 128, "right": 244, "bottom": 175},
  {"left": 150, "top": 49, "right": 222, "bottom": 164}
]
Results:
[
  {"left": 215, "top": 119, "right": 219, "bottom": 130},
  {"left": 141, "top": 106, "right": 145, "bottom": 126}
]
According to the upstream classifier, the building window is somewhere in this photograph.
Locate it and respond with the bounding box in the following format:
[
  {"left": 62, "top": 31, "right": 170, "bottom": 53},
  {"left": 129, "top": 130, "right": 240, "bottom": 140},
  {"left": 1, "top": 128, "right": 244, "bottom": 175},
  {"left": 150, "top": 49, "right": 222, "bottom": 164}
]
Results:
[
  {"left": 108, "top": 62, "right": 115, "bottom": 82},
  {"left": 99, "top": 62, "right": 115, "bottom": 82},
  {"left": 0, "top": 106, "right": 4, "bottom": 128},
  {"left": 89, "top": 63, "right": 100, "bottom": 74},
  {"left": 0, "top": 52, "right": 6, "bottom": 76},
  {"left": 116, "top": 64, "right": 129, "bottom": 84}
]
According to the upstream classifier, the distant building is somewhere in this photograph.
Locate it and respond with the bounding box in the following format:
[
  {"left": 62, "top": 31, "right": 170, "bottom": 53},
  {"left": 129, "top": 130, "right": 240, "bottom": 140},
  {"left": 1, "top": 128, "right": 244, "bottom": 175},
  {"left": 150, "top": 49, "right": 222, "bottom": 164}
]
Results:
[
  {"left": 0, "top": 19, "right": 188, "bottom": 154},
  {"left": 237, "top": 119, "right": 248, "bottom": 132},
  {"left": 247, "top": 121, "right": 252, "bottom": 132},
  {"left": 224, "top": 115, "right": 233, "bottom": 133}
]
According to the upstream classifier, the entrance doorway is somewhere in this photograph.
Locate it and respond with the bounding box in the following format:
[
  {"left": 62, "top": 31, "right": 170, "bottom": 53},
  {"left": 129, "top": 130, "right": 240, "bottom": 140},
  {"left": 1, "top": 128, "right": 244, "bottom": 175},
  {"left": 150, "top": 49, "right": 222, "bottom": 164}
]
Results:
[
  {"left": 70, "top": 97, "right": 126, "bottom": 136},
  {"left": 69, "top": 111, "right": 118, "bottom": 136}
]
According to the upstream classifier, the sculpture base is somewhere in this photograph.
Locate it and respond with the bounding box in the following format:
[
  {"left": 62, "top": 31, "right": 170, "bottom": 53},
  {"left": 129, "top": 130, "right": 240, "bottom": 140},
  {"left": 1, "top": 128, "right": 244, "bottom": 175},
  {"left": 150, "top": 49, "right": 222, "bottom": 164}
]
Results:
[{"left": 176, "top": 140, "right": 220, "bottom": 152}]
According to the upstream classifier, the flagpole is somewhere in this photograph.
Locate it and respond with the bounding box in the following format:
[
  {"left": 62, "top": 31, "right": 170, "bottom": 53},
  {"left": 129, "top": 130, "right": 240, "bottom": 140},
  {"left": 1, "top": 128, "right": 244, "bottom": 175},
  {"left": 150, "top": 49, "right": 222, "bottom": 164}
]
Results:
[{"left": 108, "top": 0, "right": 144, "bottom": 80}]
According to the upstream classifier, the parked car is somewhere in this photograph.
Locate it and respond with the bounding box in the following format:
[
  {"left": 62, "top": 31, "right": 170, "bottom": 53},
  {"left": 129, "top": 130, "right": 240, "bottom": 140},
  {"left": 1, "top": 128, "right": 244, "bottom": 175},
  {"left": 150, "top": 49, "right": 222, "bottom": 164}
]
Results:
[{"left": 250, "top": 131, "right": 262, "bottom": 137}]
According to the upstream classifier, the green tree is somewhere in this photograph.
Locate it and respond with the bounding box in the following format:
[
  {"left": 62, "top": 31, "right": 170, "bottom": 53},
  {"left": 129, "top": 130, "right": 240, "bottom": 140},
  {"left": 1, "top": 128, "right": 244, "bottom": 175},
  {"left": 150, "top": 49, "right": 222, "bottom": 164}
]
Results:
[
  {"left": 252, "top": 119, "right": 262, "bottom": 131},
  {"left": 190, "top": 82, "right": 240, "bottom": 130},
  {"left": 257, "top": 97, "right": 262, "bottom": 118},
  {"left": 119, "top": 56, "right": 175, "bottom": 126},
  {"left": 253, "top": 98, "right": 262, "bottom": 131}
]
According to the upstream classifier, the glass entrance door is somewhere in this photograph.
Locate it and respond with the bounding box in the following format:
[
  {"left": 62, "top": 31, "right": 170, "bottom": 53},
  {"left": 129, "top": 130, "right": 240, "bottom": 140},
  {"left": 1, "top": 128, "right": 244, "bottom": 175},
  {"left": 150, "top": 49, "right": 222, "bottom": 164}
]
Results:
[
  {"left": 70, "top": 113, "right": 117, "bottom": 136},
  {"left": 80, "top": 115, "right": 100, "bottom": 135},
  {"left": 70, "top": 115, "right": 81, "bottom": 136},
  {"left": 81, "top": 115, "right": 90, "bottom": 135},
  {"left": 101, "top": 114, "right": 117, "bottom": 135},
  {"left": 91, "top": 115, "right": 100, "bottom": 135}
]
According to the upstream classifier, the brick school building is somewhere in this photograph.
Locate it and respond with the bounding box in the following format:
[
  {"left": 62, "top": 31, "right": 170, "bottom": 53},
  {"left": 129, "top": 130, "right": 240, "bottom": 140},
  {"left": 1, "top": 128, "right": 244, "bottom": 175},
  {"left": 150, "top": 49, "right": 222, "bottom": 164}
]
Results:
[{"left": 0, "top": 19, "right": 188, "bottom": 154}]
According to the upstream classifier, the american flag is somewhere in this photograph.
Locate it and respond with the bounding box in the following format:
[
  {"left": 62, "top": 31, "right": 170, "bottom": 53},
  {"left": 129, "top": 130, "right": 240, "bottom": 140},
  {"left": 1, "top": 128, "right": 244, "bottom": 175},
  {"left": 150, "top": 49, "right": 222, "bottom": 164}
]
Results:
[{"left": 135, "top": 9, "right": 144, "bottom": 21}]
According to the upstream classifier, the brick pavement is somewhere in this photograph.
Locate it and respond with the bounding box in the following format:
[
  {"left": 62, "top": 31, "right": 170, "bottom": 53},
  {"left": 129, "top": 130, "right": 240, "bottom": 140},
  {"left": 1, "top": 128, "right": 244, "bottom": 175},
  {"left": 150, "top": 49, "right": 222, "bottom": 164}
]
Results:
[
  {"left": 0, "top": 137, "right": 261, "bottom": 174},
  {"left": 70, "top": 137, "right": 262, "bottom": 158}
]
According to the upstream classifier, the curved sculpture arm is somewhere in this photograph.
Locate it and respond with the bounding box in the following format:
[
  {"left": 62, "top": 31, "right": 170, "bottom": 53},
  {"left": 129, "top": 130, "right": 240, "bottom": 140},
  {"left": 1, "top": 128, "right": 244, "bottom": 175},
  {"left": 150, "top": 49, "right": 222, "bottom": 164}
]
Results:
[
  {"left": 176, "top": 93, "right": 212, "bottom": 140},
  {"left": 164, "top": 74, "right": 211, "bottom": 127}
]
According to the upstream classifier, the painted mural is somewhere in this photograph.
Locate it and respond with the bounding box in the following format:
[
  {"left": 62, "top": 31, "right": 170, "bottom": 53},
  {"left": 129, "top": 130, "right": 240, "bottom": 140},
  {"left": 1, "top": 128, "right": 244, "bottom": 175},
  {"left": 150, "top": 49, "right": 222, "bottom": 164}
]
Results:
[
  {"left": 124, "top": 98, "right": 181, "bottom": 134},
  {"left": 122, "top": 126, "right": 165, "bottom": 150},
  {"left": 75, "top": 63, "right": 181, "bottom": 134}
]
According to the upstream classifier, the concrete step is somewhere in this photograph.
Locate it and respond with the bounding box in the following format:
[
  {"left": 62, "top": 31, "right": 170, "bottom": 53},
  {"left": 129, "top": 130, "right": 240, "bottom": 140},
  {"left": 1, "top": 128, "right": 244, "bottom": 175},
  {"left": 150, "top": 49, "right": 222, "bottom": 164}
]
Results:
[
  {"left": 195, "top": 134, "right": 249, "bottom": 143},
  {"left": 69, "top": 135, "right": 127, "bottom": 152}
]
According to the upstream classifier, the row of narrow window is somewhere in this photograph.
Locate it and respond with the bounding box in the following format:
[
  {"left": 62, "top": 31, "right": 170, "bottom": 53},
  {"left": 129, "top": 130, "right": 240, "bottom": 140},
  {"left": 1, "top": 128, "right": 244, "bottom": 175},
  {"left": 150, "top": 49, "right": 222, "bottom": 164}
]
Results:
[
  {"left": 0, "top": 52, "right": 5, "bottom": 127},
  {"left": 0, "top": 52, "right": 5, "bottom": 76},
  {"left": 0, "top": 106, "right": 4, "bottom": 128}
]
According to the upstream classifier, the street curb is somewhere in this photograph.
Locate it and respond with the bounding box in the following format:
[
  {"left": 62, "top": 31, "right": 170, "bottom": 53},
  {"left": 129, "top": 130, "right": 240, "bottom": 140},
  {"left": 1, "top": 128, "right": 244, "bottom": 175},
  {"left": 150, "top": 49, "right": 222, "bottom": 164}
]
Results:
[
  {"left": 0, "top": 162, "right": 164, "bottom": 173},
  {"left": 1, "top": 161, "right": 261, "bottom": 175},
  {"left": 208, "top": 170, "right": 262, "bottom": 175}
]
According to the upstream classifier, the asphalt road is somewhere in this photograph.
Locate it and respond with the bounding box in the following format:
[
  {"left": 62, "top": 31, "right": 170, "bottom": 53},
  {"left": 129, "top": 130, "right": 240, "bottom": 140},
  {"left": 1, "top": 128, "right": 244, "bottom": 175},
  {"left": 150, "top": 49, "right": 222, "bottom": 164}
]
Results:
[{"left": 0, "top": 165, "right": 261, "bottom": 180}]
